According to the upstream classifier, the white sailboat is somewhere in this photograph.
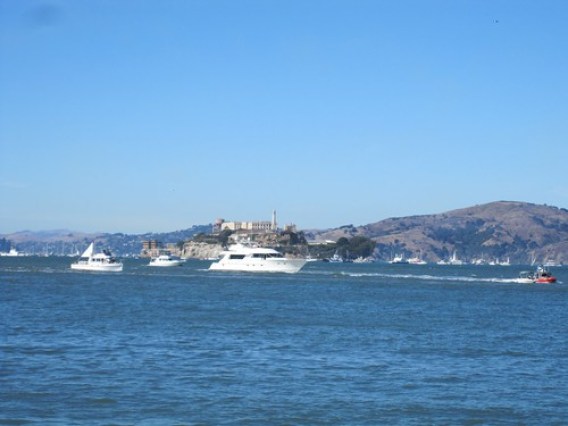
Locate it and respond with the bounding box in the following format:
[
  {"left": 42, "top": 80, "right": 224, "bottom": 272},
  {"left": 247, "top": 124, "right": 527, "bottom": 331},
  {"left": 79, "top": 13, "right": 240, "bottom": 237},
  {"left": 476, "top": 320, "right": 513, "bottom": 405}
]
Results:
[
  {"left": 71, "top": 242, "right": 123, "bottom": 272},
  {"left": 389, "top": 254, "right": 409, "bottom": 264},
  {"left": 437, "top": 251, "right": 464, "bottom": 265}
]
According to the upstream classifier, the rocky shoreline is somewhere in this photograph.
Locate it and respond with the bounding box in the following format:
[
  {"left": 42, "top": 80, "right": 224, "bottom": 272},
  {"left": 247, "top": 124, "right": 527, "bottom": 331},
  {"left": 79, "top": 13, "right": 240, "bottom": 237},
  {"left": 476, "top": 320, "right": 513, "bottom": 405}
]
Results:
[{"left": 181, "top": 241, "right": 224, "bottom": 260}]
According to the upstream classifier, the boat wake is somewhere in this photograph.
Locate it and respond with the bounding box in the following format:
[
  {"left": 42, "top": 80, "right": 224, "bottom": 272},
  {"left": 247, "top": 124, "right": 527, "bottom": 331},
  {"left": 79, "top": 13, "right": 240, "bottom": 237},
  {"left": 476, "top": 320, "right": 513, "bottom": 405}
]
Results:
[{"left": 334, "top": 271, "right": 542, "bottom": 284}]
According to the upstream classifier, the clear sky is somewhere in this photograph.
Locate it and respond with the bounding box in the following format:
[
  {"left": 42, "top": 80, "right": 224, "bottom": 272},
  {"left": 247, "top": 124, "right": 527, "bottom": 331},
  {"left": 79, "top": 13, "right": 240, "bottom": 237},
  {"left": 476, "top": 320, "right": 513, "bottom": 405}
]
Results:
[{"left": 1, "top": 1, "right": 567, "bottom": 234}]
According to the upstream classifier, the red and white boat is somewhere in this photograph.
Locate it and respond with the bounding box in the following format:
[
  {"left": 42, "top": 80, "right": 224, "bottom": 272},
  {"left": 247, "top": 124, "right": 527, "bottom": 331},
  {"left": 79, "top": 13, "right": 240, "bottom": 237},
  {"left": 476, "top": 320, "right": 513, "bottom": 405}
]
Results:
[
  {"left": 516, "top": 266, "right": 557, "bottom": 284},
  {"left": 533, "top": 265, "right": 557, "bottom": 284}
]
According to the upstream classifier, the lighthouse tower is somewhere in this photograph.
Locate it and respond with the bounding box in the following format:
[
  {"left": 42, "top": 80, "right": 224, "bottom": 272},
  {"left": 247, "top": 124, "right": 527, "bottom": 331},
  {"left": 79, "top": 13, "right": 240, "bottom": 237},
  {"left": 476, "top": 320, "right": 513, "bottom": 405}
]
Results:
[{"left": 271, "top": 210, "right": 277, "bottom": 231}]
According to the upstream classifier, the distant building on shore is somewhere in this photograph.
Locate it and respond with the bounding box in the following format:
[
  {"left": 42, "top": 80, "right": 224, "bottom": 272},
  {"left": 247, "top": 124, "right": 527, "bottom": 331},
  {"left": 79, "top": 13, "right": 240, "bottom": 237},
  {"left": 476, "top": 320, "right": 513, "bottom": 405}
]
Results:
[
  {"left": 142, "top": 240, "right": 162, "bottom": 251},
  {"left": 141, "top": 240, "right": 180, "bottom": 258}
]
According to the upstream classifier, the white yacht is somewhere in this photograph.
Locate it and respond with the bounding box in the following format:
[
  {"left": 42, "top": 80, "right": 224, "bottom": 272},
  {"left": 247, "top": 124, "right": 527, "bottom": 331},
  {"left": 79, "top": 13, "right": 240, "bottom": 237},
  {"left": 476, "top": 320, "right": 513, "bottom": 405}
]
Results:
[
  {"left": 209, "top": 243, "right": 306, "bottom": 274},
  {"left": 148, "top": 254, "right": 184, "bottom": 267},
  {"left": 71, "top": 242, "right": 123, "bottom": 272}
]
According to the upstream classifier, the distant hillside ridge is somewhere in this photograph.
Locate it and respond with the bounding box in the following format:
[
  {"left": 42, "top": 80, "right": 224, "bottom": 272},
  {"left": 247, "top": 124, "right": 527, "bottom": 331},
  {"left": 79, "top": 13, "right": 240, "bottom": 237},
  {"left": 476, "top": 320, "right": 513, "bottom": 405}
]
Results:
[
  {"left": 0, "top": 225, "right": 212, "bottom": 257},
  {"left": 306, "top": 201, "right": 568, "bottom": 264},
  {"left": 3, "top": 201, "right": 567, "bottom": 263}
]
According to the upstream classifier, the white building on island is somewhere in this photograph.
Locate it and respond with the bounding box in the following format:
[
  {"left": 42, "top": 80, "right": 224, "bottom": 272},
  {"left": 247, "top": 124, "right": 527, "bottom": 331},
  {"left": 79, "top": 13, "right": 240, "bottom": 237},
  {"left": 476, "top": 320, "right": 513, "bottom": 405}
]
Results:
[{"left": 214, "top": 210, "right": 279, "bottom": 233}]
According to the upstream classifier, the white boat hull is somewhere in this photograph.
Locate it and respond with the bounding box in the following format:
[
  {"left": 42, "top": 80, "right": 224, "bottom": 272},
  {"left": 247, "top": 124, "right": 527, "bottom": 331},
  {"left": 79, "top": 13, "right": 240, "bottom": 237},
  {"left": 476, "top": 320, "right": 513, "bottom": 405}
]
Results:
[
  {"left": 148, "top": 260, "right": 184, "bottom": 267},
  {"left": 71, "top": 262, "right": 123, "bottom": 272},
  {"left": 514, "top": 278, "right": 534, "bottom": 284},
  {"left": 209, "top": 258, "right": 306, "bottom": 274}
]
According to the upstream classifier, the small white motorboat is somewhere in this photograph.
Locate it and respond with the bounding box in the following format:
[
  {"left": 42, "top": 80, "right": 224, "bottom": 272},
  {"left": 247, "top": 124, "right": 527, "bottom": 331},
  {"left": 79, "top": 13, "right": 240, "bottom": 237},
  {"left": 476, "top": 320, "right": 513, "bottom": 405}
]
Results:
[{"left": 148, "top": 254, "right": 185, "bottom": 267}]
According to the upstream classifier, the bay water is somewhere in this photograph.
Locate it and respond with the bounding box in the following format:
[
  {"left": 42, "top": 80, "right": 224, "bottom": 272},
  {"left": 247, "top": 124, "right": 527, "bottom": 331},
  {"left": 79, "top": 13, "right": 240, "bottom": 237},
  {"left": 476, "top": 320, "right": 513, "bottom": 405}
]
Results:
[{"left": 2, "top": 258, "right": 567, "bottom": 425}]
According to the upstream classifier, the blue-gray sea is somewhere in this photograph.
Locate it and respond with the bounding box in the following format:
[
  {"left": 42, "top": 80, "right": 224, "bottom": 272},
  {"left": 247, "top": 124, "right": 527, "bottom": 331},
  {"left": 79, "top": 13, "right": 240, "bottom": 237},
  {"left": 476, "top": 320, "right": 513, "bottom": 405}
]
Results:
[{"left": 1, "top": 257, "right": 567, "bottom": 425}]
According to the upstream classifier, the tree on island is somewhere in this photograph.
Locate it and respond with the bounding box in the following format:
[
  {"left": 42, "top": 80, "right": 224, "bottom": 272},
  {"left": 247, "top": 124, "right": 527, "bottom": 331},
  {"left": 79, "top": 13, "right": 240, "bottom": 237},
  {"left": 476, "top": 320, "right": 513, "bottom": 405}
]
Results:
[{"left": 336, "top": 236, "right": 375, "bottom": 260}]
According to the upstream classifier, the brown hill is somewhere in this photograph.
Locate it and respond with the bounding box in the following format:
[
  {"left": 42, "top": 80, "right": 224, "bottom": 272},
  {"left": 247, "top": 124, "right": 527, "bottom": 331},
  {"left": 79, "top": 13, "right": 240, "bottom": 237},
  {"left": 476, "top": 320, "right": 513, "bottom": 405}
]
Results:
[{"left": 307, "top": 201, "right": 568, "bottom": 264}]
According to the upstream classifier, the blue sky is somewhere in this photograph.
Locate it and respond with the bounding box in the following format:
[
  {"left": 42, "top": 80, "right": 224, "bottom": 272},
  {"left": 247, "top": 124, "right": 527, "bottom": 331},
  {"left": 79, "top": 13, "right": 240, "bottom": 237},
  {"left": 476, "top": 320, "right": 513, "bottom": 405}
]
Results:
[{"left": 1, "top": 0, "right": 567, "bottom": 234}]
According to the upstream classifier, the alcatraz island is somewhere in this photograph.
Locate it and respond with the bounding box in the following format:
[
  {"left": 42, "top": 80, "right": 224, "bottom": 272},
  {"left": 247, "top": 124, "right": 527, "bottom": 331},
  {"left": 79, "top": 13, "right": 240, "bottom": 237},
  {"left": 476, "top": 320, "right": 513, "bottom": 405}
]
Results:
[{"left": 1, "top": 201, "right": 567, "bottom": 265}]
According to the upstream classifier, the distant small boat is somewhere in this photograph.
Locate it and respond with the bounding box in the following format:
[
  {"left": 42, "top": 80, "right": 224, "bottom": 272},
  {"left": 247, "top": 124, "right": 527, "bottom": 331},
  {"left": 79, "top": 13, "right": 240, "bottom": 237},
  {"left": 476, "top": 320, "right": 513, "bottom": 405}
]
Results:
[
  {"left": 389, "top": 254, "right": 409, "bottom": 264},
  {"left": 448, "top": 251, "right": 464, "bottom": 265},
  {"left": 148, "top": 254, "right": 184, "bottom": 267},
  {"left": 407, "top": 252, "right": 427, "bottom": 265},
  {"left": 489, "top": 257, "right": 511, "bottom": 266},
  {"left": 353, "top": 256, "right": 373, "bottom": 263},
  {"left": 438, "top": 251, "right": 464, "bottom": 265},
  {"left": 326, "top": 252, "right": 344, "bottom": 263},
  {"left": 71, "top": 242, "right": 123, "bottom": 272},
  {"left": 0, "top": 248, "right": 25, "bottom": 257}
]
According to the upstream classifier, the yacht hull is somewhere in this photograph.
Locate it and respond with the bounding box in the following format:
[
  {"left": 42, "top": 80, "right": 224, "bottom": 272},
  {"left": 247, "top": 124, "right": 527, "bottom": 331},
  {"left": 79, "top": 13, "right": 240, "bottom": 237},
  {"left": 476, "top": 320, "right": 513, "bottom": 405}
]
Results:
[
  {"left": 148, "top": 260, "right": 184, "bottom": 267},
  {"left": 71, "top": 263, "right": 123, "bottom": 272},
  {"left": 209, "top": 258, "right": 306, "bottom": 274}
]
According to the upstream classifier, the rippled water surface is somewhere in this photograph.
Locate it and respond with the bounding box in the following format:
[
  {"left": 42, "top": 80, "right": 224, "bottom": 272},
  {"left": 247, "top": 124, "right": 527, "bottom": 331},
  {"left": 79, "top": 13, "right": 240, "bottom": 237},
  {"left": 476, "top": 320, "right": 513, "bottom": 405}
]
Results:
[{"left": 2, "top": 258, "right": 567, "bottom": 425}]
